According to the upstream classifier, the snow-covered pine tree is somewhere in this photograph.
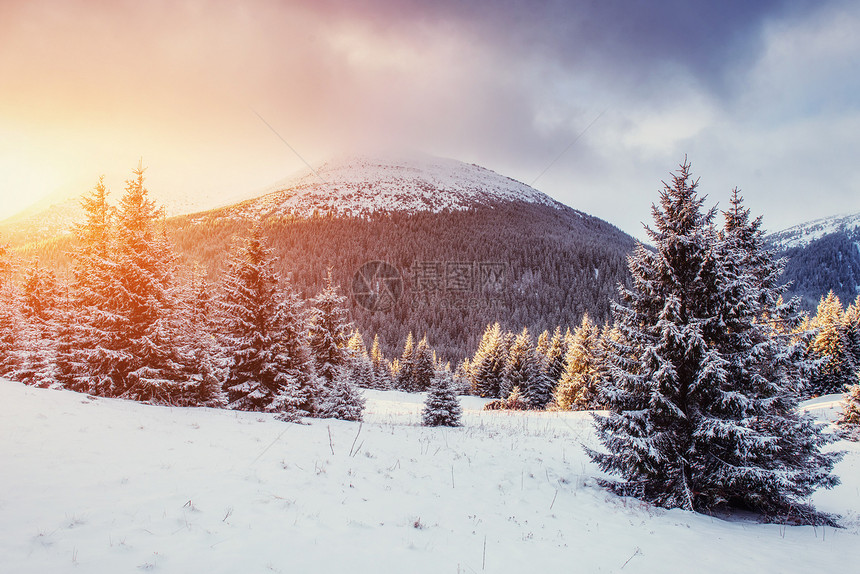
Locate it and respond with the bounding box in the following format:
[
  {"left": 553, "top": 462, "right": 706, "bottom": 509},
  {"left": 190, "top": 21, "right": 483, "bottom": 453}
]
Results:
[
  {"left": 110, "top": 165, "right": 185, "bottom": 402},
  {"left": 807, "top": 291, "right": 855, "bottom": 396},
  {"left": 69, "top": 176, "right": 118, "bottom": 396},
  {"left": 308, "top": 269, "right": 352, "bottom": 386},
  {"left": 844, "top": 296, "right": 860, "bottom": 369},
  {"left": 180, "top": 268, "right": 224, "bottom": 407},
  {"left": 219, "top": 230, "right": 318, "bottom": 417},
  {"left": 14, "top": 262, "right": 60, "bottom": 387},
  {"left": 369, "top": 334, "right": 392, "bottom": 389},
  {"left": 838, "top": 381, "right": 860, "bottom": 439},
  {"left": 0, "top": 283, "right": 20, "bottom": 378},
  {"left": 469, "top": 323, "right": 508, "bottom": 398},
  {"left": 422, "top": 372, "right": 462, "bottom": 427},
  {"left": 317, "top": 365, "right": 366, "bottom": 421},
  {"left": 394, "top": 332, "right": 415, "bottom": 391},
  {"left": 588, "top": 164, "right": 841, "bottom": 524},
  {"left": 345, "top": 330, "right": 376, "bottom": 389},
  {"left": 541, "top": 326, "right": 568, "bottom": 386},
  {"left": 554, "top": 314, "right": 603, "bottom": 410},
  {"left": 411, "top": 335, "right": 435, "bottom": 392},
  {"left": 504, "top": 327, "right": 553, "bottom": 409}
]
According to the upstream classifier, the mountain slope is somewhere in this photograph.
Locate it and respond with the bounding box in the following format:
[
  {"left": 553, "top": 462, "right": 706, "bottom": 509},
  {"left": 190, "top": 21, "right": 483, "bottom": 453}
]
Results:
[
  {"left": 766, "top": 213, "right": 860, "bottom": 310},
  {"left": 4, "top": 154, "right": 637, "bottom": 360},
  {"left": 208, "top": 154, "right": 563, "bottom": 220},
  {"left": 170, "top": 155, "right": 635, "bottom": 359}
]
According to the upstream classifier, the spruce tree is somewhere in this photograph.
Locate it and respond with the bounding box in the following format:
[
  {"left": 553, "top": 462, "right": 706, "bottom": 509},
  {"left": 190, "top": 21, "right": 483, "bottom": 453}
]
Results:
[
  {"left": 504, "top": 328, "right": 553, "bottom": 408},
  {"left": 219, "top": 230, "right": 317, "bottom": 416},
  {"left": 422, "top": 373, "right": 462, "bottom": 427},
  {"left": 807, "top": 292, "right": 856, "bottom": 396},
  {"left": 469, "top": 323, "right": 508, "bottom": 398},
  {"left": 411, "top": 335, "right": 435, "bottom": 392},
  {"left": 555, "top": 314, "right": 603, "bottom": 410},
  {"left": 69, "top": 176, "right": 118, "bottom": 396},
  {"left": 369, "top": 334, "right": 392, "bottom": 389},
  {"left": 838, "top": 381, "right": 860, "bottom": 439},
  {"left": 308, "top": 270, "right": 352, "bottom": 385},
  {"left": 588, "top": 162, "right": 841, "bottom": 523},
  {"left": 395, "top": 332, "right": 415, "bottom": 391},
  {"left": 317, "top": 366, "right": 366, "bottom": 421},
  {"left": 110, "top": 165, "right": 184, "bottom": 402}
]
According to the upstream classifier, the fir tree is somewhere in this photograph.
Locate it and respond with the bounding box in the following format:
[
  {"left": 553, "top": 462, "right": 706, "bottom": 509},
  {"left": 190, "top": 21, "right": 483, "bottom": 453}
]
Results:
[
  {"left": 554, "top": 314, "right": 603, "bottom": 410},
  {"left": 219, "top": 230, "right": 317, "bottom": 417},
  {"left": 503, "top": 328, "right": 553, "bottom": 409},
  {"left": 395, "top": 332, "right": 415, "bottom": 391},
  {"left": 588, "top": 162, "right": 841, "bottom": 523},
  {"left": 317, "top": 366, "right": 365, "bottom": 421},
  {"left": 69, "top": 176, "right": 118, "bottom": 396},
  {"left": 807, "top": 291, "right": 855, "bottom": 396},
  {"left": 469, "top": 323, "right": 508, "bottom": 398},
  {"left": 411, "top": 335, "right": 435, "bottom": 392},
  {"left": 110, "top": 164, "right": 185, "bottom": 402},
  {"left": 0, "top": 284, "right": 20, "bottom": 378},
  {"left": 838, "top": 381, "right": 860, "bottom": 440},
  {"left": 844, "top": 296, "right": 860, "bottom": 368},
  {"left": 308, "top": 270, "right": 352, "bottom": 385},
  {"left": 422, "top": 373, "right": 462, "bottom": 427},
  {"left": 542, "top": 326, "right": 568, "bottom": 385},
  {"left": 369, "top": 334, "right": 391, "bottom": 389}
]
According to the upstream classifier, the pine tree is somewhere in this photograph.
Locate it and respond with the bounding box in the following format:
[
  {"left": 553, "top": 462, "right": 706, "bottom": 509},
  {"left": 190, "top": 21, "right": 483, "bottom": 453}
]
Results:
[
  {"left": 369, "top": 334, "right": 391, "bottom": 389},
  {"left": 110, "top": 164, "right": 185, "bottom": 402},
  {"left": 0, "top": 284, "right": 20, "bottom": 378},
  {"left": 542, "top": 326, "right": 568, "bottom": 385},
  {"left": 588, "top": 162, "right": 840, "bottom": 523},
  {"left": 807, "top": 291, "right": 855, "bottom": 396},
  {"left": 345, "top": 330, "right": 376, "bottom": 389},
  {"left": 555, "top": 314, "right": 603, "bottom": 410},
  {"left": 503, "top": 328, "right": 553, "bottom": 409},
  {"left": 14, "top": 262, "right": 60, "bottom": 387},
  {"left": 838, "top": 381, "right": 860, "bottom": 439},
  {"left": 317, "top": 366, "right": 366, "bottom": 421},
  {"left": 308, "top": 270, "right": 352, "bottom": 385},
  {"left": 844, "top": 296, "right": 860, "bottom": 369},
  {"left": 181, "top": 268, "right": 224, "bottom": 407},
  {"left": 219, "top": 230, "right": 317, "bottom": 417},
  {"left": 469, "top": 323, "right": 508, "bottom": 398},
  {"left": 69, "top": 176, "right": 118, "bottom": 396},
  {"left": 411, "top": 335, "right": 435, "bottom": 392},
  {"left": 395, "top": 332, "right": 415, "bottom": 391},
  {"left": 422, "top": 373, "right": 462, "bottom": 426}
]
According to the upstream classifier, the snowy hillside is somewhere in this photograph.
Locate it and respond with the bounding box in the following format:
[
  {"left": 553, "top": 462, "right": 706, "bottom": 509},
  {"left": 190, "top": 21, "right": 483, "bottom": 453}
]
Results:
[
  {"left": 2, "top": 379, "right": 858, "bottom": 574},
  {"left": 767, "top": 211, "right": 860, "bottom": 251},
  {"left": 205, "top": 154, "right": 565, "bottom": 221}
]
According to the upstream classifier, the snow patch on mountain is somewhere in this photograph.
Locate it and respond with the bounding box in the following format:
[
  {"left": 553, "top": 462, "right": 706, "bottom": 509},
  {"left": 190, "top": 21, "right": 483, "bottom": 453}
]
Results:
[
  {"left": 216, "top": 154, "right": 565, "bottom": 220},
  {"left": 767, "top": 211, "right": 860, "bottom": 251}
]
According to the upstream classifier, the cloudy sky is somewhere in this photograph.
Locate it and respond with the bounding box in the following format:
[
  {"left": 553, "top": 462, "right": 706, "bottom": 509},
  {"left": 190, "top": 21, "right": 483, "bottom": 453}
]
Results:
[{"left": 1, "top": 0, "right": 858, "bottom": 238}]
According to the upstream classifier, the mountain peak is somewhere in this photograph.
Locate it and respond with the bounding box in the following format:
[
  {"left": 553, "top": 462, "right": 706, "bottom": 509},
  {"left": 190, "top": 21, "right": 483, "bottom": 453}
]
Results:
[{"left": 244, "top": 154, "right": 563, "bottom": 219}]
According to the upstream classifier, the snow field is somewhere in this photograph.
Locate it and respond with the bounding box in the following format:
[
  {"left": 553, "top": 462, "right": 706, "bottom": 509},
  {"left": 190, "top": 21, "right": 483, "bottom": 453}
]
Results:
[{"left": 1, "top": 380, "right": 858, "bottom": 573}]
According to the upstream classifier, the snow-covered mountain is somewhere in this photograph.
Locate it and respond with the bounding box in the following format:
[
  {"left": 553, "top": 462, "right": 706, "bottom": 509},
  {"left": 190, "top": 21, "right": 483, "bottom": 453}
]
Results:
[
  {"left": 767, "top": 211, "right": 860, "bottom": 251},
  {"left": 199, "top": 154, "right": 565, "bottom": 221},
  {"left": 766, "top": 212, "right": 860, "bottom": 310}
]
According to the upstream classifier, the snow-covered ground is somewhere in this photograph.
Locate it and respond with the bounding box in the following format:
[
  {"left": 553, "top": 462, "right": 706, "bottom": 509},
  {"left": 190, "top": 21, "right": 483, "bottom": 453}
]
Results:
[{"left": 1, "top": 379, "right": 858, "bottom": 573}]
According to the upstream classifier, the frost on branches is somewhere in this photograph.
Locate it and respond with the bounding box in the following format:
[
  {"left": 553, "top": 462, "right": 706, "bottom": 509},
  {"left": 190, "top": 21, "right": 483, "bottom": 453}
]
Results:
[
  {"left": 219, "top": 229, "right": 319, "bottom": 418},
  {"left": 422, "top": 373, "right": 462, "bottom": 427},
  {"left": 587, "top": 161, "right": 842, "bottom": 525}
]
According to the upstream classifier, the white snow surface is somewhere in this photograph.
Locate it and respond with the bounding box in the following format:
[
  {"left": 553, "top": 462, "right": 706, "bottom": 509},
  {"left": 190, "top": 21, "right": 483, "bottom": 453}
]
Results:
[
  {"left": 767, "top": 211, "right": 860, "bottom": 251},
  {"left": 1, "top": 380, "right": 858, "bottom": 573},
  {"left": 211, "top": 154, "right": 564, "bottom": 221}
]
